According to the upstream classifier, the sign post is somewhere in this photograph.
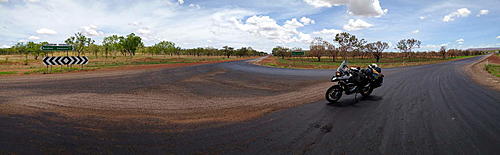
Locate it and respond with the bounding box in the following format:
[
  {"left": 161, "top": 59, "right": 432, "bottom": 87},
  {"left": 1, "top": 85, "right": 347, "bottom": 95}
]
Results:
[
  {"left": 41, "top": 44, "right": 86, "bottom": 73},
  {"left": 41, "top": 44, "right": 74, "bottom": 51},
  {"left": 291, "top": 51, "right": 305, "bottom": 57}
]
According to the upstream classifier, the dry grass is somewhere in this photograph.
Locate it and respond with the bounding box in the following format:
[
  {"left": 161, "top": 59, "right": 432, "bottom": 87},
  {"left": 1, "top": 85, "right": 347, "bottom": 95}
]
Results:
[
  {"left": 0, "top": 52, "right": 253, "bottom": 76},
  {"left": 485, "top": 54, "right": 500, "bottom": 77},
  {"left": 257, "top": 55, "right": 479, "bottom": 69}
]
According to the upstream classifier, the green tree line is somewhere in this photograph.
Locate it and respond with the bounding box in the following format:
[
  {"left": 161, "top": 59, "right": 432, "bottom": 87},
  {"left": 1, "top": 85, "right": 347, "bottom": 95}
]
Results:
[
  {"left": 0, "top": 32, "right": 267, "bottom": 64},
  {"left": 273, "top": 32, "right": 488, "bottom": 62}
]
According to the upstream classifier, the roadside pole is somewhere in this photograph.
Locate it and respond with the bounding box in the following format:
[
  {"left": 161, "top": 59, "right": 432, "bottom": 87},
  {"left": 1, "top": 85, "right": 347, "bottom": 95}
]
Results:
[
  {"left": 66, "top": 50, "right": 69, "bottom": 68},
  {"left": 41, "top": 44, "right": 75, "bottom": 73}
]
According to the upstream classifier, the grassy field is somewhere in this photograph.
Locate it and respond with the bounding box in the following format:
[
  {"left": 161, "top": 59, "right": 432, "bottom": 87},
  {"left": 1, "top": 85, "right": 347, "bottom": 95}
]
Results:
[
  {"left": 0, "top": 71, "right": 18, "bottom": 75},
  {"left": 0, "top": 53, "right": 255, "bottom": 75},
  {"left": 485, "top": 64, "right": 500, "bottom": 77},
  {"left": 484, "top": 53, "right": 500, "bottom": 77},
  {"left": 258, "top": 55, "right": 479, "bottom": 69}
]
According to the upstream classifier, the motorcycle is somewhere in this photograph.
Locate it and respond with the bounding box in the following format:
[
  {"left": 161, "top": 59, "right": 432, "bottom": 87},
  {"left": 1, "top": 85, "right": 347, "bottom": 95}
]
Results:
[{"left": 325, "top": 60, "right": 384, "bottom": 104}]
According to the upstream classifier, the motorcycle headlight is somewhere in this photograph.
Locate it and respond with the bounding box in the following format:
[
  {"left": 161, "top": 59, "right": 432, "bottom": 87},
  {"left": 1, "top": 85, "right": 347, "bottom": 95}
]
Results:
[{"left": 335, "top": 71, "right": 341, "bottom": 77}]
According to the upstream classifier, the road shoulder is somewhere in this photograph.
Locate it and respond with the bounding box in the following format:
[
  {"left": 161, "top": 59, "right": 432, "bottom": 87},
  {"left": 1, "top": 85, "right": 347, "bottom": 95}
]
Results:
[
  {"left": 0, "top": 57, "right": 255, "bottom": 83},
  {"left": 465, "top": 54, "right": 500, "bottom": 91}
]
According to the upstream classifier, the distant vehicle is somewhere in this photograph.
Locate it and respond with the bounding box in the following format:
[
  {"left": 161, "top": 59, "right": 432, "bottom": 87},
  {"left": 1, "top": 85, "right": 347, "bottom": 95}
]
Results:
[{"left": 325, "top": 60, "right": 384, "bottom": 104}]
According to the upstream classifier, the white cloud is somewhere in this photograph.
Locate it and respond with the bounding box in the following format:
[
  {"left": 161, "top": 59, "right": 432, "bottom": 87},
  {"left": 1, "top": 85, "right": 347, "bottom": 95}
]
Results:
[
  {"left": 443, "top": 8, "right": 471, "bottom": 22},
  {"left": 477, "top": 10, "right": 489, "bottom": 17},
  {"left": 343, "top": 19, "right": 373, "bottom": 31},
  {"left": 211, "top": 9, "right": 255, "bottom": 29},
  {"left": 456, "top": 38, "right": 464, "bottom": 44},
  {"left": 497, "top": 36, "right": 500, "bottom": 39},
  {"left": 303, "top": 0, "right": 337, "bottom": 7},
  {"left": 313, "top": 28, "right": 342, "bottom": 35},
  {"left": 0, "top": 0, "right": 8, "bottom": 2},
  {"left": 423, "top": 43, "right": 448, "bottom": 49},
  {"left": 36, "top": 28, "right": 57, "bottom": 35},
  {"left": 128, "top": 22, "right": 141, "bottom": 26},
  {"left": 419, "top": 16, "right": 425, "bottom": 20},
  {"left": 297, "top": 32, "right": 313, "bottom": 43},
  {"left": 136, "top": 27, "right": 156, "bottom": 41},
  {"left": 28, "top": 35, "right": 40, "bottom": 40},
  {"left": 18, "top": 39, "right": 27, "bottom": 43},
  {"left": 26, "top": 0, "right": 40, "bottom": 2},
  {"left": 233, "top": 15, "right": 313, "bottom": 43},
  {"left": 81, "top": 25, "right": 104, "bottom": 36},
  {"left": 411, "top": 29, "right": 419, "bottom": 34},
  {"left": 189, "top": 4, "right": 200, "bottom": 9},
  {"left": 349, "top": 0, "right": 388, "bottom": 17},
  {"left": 137, "top": 28, "right": 151, "bottom": 35},
  {"left": 303, "top": 0, "right": 388, "bottom": 17},
  {"left": 178, "top": 0, "right": 184, "bottom": 5},
  {"left": 299, "top": 17, "right": 315, "bottom": 25},
  {"left": 1, "top": 45, "right": 10, "bottom": 48},
  {"left": 284, "top": 18, "right": 304, "bottom": 29}
]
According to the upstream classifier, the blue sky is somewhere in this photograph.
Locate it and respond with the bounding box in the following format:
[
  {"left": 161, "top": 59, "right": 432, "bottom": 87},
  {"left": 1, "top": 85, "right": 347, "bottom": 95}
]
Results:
[{"left": 0, "top": 0, "right": 499, "bottom": 52}]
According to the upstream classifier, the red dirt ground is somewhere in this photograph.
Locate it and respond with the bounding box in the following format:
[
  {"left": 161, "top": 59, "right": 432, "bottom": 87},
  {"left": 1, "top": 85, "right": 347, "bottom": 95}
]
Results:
[
  {"left": 1, "top": 57, "right": 257, "bottom": 77},
  {"left": 486, "top": 54, "right": 500, "bottom": 64}
]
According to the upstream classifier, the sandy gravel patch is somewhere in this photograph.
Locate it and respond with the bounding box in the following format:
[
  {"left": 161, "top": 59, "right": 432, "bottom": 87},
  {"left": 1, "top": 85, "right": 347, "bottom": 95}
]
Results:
[{"left": 465, "top": 54, "right": 500, "bottom": 91}]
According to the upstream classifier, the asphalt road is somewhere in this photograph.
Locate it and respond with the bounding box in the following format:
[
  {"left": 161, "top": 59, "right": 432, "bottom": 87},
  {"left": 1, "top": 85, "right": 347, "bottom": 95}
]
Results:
[{"left": 1, "top": 56, "right": 499, "bottom": 154}]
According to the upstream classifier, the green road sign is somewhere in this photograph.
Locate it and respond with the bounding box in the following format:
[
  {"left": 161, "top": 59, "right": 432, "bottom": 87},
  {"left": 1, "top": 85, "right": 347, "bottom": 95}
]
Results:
[
  {"left": 41, "top": 45, "right": 74, "bottom": 51},
  {"left": 291, "top": 51, "right": 304, "bottom": 56}
]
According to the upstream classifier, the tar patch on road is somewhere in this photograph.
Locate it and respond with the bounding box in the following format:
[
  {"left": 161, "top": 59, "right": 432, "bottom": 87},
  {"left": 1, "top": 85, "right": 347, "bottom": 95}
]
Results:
[{"left": 320, "top": 124, "right": 333, "bottom": 133}]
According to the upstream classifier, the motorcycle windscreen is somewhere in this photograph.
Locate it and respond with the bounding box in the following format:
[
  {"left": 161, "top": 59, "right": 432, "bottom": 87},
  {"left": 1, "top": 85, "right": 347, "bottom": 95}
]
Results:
[{"left": 337, "top": 60, "right": 348, "bottom": 72}]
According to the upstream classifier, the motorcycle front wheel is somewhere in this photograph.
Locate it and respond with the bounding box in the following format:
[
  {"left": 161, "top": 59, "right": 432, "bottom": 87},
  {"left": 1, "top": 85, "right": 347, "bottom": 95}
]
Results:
[
  {"left": 360, "top": 85, "right": 373, "bottom": 97},
  {"left": 326, "top": 85, "right": 343, "bottom": 104}
]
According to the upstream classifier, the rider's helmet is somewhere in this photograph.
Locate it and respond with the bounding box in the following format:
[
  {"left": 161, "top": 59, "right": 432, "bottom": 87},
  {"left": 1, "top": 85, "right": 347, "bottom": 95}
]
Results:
[{"left": 369, "top": 64, "right": 381, "bottom": 73}]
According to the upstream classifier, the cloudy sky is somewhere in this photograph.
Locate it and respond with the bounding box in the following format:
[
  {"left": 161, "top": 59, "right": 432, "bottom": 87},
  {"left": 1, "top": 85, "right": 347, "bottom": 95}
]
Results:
[{"left": 0, "top": 0, "right": 499, "bottom": 52}]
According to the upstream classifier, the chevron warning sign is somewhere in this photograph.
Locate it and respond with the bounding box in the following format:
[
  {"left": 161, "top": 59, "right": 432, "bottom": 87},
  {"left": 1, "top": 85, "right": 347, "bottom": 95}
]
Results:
[{"left": 43, "top": 56, "right": 89, "bottom": 66}]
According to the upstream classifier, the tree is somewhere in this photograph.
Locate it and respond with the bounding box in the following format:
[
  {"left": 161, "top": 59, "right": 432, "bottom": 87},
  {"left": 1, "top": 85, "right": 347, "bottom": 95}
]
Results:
[
  {"left": 103, "top": 35, "right": 122, "bottom": 58},
  {"left": 354, "top": 39, "right": 367, "bottom": 59},
  {"left": 323, "top": 41, "right": 337, "bottom": 62},
  {"left": 38, "top": 41, "right": 49, "bottom": 57},
  {"left": 272, "top": 46, "right": 289, "bottom": 59},
  {"left": 246, "top": 47, "right": 258, "bottom": 56},
  {"left": 26, "top": 42, "right": 42, "bottom": 60},
  {"left": 335, "top": 32, "right": 360, "bottom": 60},
  {"left": 152, "top": 41, "right": 178, "bottom": 56},
  {"left": 14, "top": 42, "right": 28, "bottom": 65},
  {"left": 366, "top": 41, "right": 389, "bottom": 63},
  {"left": 119, "top": 33, "right": 143, "bottom": 56},
  {"left": 84, "top": 39, "right": 100, "bottom": 57},
  {"left": 222, "top": 46, "right": 234, "bottom": 58},
  {"left": 65, "top": 32, "right": 92, "bottom": 56},
  {"left": 236, "top": 47, "right": 249, "bottom": 57},
  {"left": 439, "top": 46, "right": 447, "bottom": 59},
  {"left": 396, "top": 38, "right": 421, "bottom": 59},
  {"left": 310, "top": 37, "right": 326, "bottom": 62},
  {"left": 87, "top": 43, "right": 101, "bottom": 57}
]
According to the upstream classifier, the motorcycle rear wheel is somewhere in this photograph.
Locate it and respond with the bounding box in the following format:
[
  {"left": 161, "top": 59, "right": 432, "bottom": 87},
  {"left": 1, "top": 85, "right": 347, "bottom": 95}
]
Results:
[{"left": 326, "top": 85, "right": 343, "bottom": 104}]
